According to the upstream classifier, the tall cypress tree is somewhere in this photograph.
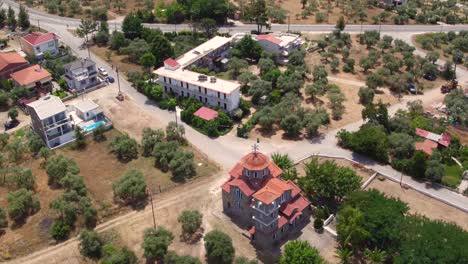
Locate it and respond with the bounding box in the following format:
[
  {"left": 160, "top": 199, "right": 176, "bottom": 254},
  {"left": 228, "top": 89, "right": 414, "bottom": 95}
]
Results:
[
  {"left": 7, "top": 6, "right": 16, "bottom": 31},
  {"left": 18, "top": 5, "right": 30, "bottom": 29}
]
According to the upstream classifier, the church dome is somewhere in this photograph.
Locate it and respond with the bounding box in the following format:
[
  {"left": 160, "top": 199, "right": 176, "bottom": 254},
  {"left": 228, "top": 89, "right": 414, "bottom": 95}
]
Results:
[{"left": 240, "top": 152, "right": 270, "bottom": 171}]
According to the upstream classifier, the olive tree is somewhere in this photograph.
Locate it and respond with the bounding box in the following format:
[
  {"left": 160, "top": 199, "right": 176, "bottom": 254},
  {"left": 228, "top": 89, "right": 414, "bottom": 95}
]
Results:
[{"left": 112, "top": 169, "right": 147, "bottom": 204}]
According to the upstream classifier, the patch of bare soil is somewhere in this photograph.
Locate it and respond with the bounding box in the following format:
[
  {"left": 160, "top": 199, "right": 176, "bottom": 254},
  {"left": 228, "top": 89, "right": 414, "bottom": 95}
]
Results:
[
  {"left": 368, "top": 178, "right": 468, "bottom": 231},
  {"left": 0, "top": 157, "right": 63, "bottom": 260},
  {"left": 275, "top": 0, "right": 413, "bottom": 25},
  {"left": 90, "top": 46, "right": 143, "bottom": 77}
]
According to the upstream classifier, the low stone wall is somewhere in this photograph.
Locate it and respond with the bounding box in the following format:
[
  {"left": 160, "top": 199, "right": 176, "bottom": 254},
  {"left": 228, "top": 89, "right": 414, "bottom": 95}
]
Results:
[{"left": 294, "top": 154, "right": 468, "bottom": 213}]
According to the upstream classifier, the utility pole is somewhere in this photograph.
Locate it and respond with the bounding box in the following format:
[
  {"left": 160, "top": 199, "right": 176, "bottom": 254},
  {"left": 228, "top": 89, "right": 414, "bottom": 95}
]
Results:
[
  {"left": 287, "top": 16, "right": 290, "bottom": 33},
  {"left": 116, "top": 67, "right": 121, "bottom": 94},
  {"left": 37, "top": 19, "right": 40, "bottom": 30},
  {"left": 147, "top": 188, "right": 156, "bottom": 228},
  {"left": 378, "top": 17, "right": 382, "bottom": 34}
]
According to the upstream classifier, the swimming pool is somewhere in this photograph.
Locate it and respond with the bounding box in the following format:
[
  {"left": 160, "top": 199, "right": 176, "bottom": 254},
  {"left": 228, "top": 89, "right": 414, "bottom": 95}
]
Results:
[{"left": 82, "top": 120, "right": 105, "bottom": 132}]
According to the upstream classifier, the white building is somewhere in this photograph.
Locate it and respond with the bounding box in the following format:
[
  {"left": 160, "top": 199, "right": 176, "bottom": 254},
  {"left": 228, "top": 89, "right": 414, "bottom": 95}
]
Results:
[
  {"left": 27, "top": 95, "right": 74, "bottom": 148},
  {"left": 20, "top": 32, "right": 60, "bottom": 59},
  {"left": 254, "top": 33, "right": 304, "bottom": 65},
  {"left": 27, "top": 96, "right": 112, "bottom": 148},
  {"left": 63, "top": 58, "right": 99, "bottom": 91},
  {"left": 154, "top": 36, "right": 241, "bottom": 112}
]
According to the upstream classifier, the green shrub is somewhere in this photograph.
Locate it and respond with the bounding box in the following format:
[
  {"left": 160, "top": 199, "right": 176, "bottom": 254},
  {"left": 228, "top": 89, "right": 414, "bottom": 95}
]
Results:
[
  {"left": 314, "top": 218, "right": 324, "bottom": 230},
  {"left": 50, "top": 219, "right": 71, "bottom": 241}
]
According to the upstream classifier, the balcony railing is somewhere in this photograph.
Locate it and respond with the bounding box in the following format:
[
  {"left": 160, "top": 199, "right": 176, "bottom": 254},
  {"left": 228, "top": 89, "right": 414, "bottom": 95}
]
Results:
[{"left": 44, "top": 118, "right": 69, "bottom": 131}]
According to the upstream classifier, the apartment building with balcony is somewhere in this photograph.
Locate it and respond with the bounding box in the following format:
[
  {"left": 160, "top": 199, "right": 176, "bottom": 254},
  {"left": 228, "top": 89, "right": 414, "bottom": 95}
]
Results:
[
  {"left": 154, "top": 36, "right": 241, "bottom": 112},
  {"left": 63, "top": 58, "right": 99, "bottom": 91},
  {"left": 27, "top": 95, "right": 74, "bottom": 148},
  {"left": 221, "top": 149, "right": 311, "bottom": 248}
]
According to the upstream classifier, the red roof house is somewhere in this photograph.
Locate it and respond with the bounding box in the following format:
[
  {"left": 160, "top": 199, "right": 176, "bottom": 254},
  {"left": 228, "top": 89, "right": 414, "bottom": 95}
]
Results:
[
  {"left": 10, "top": 65, "right": 52, "bottom": 89},
  {"left": 414, "top": 128, "right": 451, "bottom": 155},
  {"left": 194, "top": 106, "right": 218, "bottom": 121},
  {"left": 221, "top": 150, "right": 311, "bottom": 247},
  {"left": 20, "top": 32, "right": 59, "bottom": 58},
  {"left": 0, "top": 52, "right": 29, "bottom": 80}
]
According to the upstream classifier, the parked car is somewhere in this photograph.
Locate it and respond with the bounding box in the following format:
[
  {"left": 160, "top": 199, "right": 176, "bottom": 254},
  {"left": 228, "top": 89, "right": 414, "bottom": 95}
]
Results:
[
  {"left": 106, "top": 76, "right": 115, "bottom": 83},
  {"left": 4, "top": 120, "right": 19, "bottom": 131},
  {"left": 98, "top": 67, "right": 108, "bottom": 77},
  {"left": 423, "top": 73, "right": 437, "bottom": 81},
  {"left": 408, "top": 84, "right": 417, "bottom": 94}
]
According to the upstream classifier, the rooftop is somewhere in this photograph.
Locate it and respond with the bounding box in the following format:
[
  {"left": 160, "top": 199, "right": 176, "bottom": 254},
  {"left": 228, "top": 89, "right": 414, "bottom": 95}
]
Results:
[
  {"left": 415, "top": 139, "right": 438, "bottom": 156},
  {"left": 175, "top": 36, "right": 232, "bottom": 67},
  {"left": 64, "top": 58, "right": 95, "bottom": 71},
  {"left": 240, "top": 152, "right": 271, "bottom": 171},
  {"left": 255, "top": 33, "right": 302, "bottom": 48},
  {"left": 73, "top": 99, "right": 99, "bottom": 113},
  {"left": 21, "top": 32, "right": 58, "bottom": 46},
  {"left": 194, "top": 106, "right": 218, "bottom": 121},
  {"left": 27, "top": 95, "right": 66, "bottom": 120},
  {"left": 155, "top": 66, "right": 240, "bottom": 94},
  {"left": 10, "top": 65, "right": 51, "bottom": 86},
  {"left": 0, "top": 52, "right": 28, "bottom": 70},
  {"left": 253, "top": 178, "right": 292, "bottom": 204}
]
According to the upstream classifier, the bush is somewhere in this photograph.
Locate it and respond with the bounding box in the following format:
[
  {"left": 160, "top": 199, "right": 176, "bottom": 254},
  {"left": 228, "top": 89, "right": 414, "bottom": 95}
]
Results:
[
  {"left": 109, "top": 133, "right": 138, "bottom": 162},
  {"left": 142, "top": 227, "right": 174, "bottom": 262},
  {"left": 7, "top": 188, "right": 40, "bottom": 222},
  {"left": 50, "top": 219, "right": 71, "bottom": 241},
  {"left": 177, "top": 210, "right": 203, "bottom": 239},
  {"left": 112, "top": 170, "right": 147, "bottom": 204},
  {"left": 358, "top": 87, "right": 375, "bottom": 105},
  {"left": 204, "top": 230, "right": 235, "bottom": 264},
  {"left": 45, "top": 155, "right": 80, "bottom": 186},
  {"left": 93, "top": 125, "right": 106, "bottom": 142},
  {"left": 314, "top": 218, "right": 324, "bottom": 230},
  {"left": 79, "top": 230, "right": 102, "bottom": 259},
  {"left": 0, "top": 207, "right": 7, "bottom": 228}
]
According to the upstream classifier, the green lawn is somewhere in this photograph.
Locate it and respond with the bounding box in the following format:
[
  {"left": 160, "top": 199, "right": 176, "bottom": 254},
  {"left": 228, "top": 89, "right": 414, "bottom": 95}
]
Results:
[{"left": 442, "top": 164, "right": 463, "bottom": 188}]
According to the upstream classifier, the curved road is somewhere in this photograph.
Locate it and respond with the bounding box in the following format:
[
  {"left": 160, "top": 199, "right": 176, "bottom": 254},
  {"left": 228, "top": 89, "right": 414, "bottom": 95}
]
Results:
[{"left": 2, "top": 1, "right": 468, "bottom": 262}]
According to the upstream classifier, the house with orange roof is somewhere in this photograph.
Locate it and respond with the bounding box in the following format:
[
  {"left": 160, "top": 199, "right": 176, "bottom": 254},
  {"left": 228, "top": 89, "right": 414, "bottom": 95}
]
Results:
[
  {"left": 221, "top": 148, "right": 311, "bottom": 248},
  {"left": 10, "top": 65, "right": 52, "bottom": 91},
  {"left": 0, "top": 52, "right": 30, "bottom": 80}
]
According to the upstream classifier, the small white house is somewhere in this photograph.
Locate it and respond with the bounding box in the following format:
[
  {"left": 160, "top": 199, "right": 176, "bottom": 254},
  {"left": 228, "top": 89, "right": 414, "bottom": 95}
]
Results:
[
  {"left": 20, "top": 32, "right": 60, "bottom": 59},
  {"left": 254, "top": 33, "right": 304, "bottom": 65}
]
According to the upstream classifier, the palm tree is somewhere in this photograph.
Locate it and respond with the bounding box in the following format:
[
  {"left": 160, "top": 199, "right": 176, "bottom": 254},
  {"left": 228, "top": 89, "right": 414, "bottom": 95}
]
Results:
[
  {"left": 336, "top": 247, "right": 353, "bottom": 264},
  {"left": 336, "top": 206, "right": 370, "bottom": 251},
  {"left": 271, "top": 152, "right": 293, "bottom": 170},
  {"left": 364, "top": 248, "right": 387, "bottom": 264}
]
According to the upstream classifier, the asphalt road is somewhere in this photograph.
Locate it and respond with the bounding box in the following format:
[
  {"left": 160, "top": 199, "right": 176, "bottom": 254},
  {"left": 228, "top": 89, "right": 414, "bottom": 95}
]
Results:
[
  {"left": 2, "top": 0, "right": 468, "bottom": 210},
  {"left": 2, "top": 0, "right": 468, "bottom": 33},
  {"left": 1, "top": 2, "right": 468, "bottom": 262}
]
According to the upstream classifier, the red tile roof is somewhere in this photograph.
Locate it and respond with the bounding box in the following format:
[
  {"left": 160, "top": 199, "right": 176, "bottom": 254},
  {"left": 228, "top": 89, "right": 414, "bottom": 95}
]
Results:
[
  {"left": 286, "top": 180, "right": 301, "bottom": 198},
  {"left": 439, "top": 133, "right": 451, "bottom": 147},
  {"left": 280, "top": 195, "right": 310, "bottom": 217},
  {"left": 257, "top": 34, "right": 283, "bottom": 45},
  {"left": 164, "top": 58, "right": 179, "bottom": 67},
  {"left": 10, "top": 65, "right": 51, "bottom": 86},
  {"left": 241, "top": 152, "right": 271, "bottom": 171},
  {"left": 22, "top": 32, "right": 58, "bottom": 46},
  {"left": 415, "top": 139, "right": 438, "bottom": 156},
  {"left": 0, "top": 52, "right": 28, "bottom": 71},
  {"left": 415, "top": 128, "right": 429, "bottom": 138},
  {"left": 253, "top": 178, "right": 292, "bottom": 204},
  {"left": 194, "top": 106, "right": 218, "bottom": 121},
  {"left": 278, "top": 216, "right": 288, "bottom": 229},
  {"left": 221, "top": 178, "right": 256, "bottom": 196},
  {"left": 229, "top": 163, "right": 244, "bottom": 179}
]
